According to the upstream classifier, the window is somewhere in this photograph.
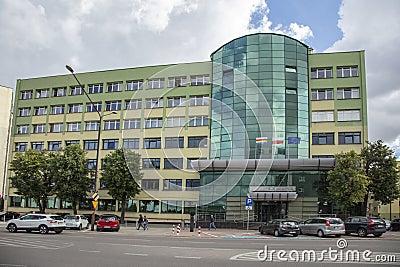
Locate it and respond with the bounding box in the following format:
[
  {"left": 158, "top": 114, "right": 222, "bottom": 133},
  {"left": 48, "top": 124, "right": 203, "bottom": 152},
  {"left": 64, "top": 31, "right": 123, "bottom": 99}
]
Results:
[
  {"left": 85, "top": 121, "right": 99, "bottom": 131},
  {"left": 186, "top": 179, "right": 200, "bottom": 191},
  {"left": 67, "top": 122, "right": 81, "bottom": 132},
  {"left": 190, "top": 75, "right": 210, "bottom": 86},
  {"left": 70, "top": 85, "right": 83, "bottom": 95},
  {"left": 312, "top": 111, "right": 334, "bottom": 122},
  {"left": 168, "top": 76, "right": 187, "bottom": 87},
  {"left": 106, "top": 101, "right": 121, "bottom": 111},
  {"left": 312, "top": 155, "right": 334, "bottom": 159},
  {"left": 142, "top": 158, "right": 160, "bottom": 169},
  {"left": 165, "top": 137, "right": 184, "bottom": 148},
  {"left": 9, "top": 196, "right": 24, "bottom": 207},
  {"left": 337, "top": 110, "right": 360, "bottom": 121},
  {"left": 141, "top": 179, "right": 159, "bottom": 191},
  {"left": 34, "top": 106, "right": 47, "bottom": 116},
  {"left": 161, "top": 200, "right": 182, "bottom": 213},
  {"left": 186, "top": 157, "right": 206, "bottom": 169},
  {"left": 35, "top": 89, "right": 49, "bottom": 98},
  {"left": 167, "top": 97, "right": 186, "bottom": 107},
  {"left": 125, "top": 99, "right": 142, "bottom": 110},
  {"left": 51, "top": 105, "right": 64, "bottom": 115},
  {"left": 88, "top": 84, "right": 103, "bottom": 94},
  {"left": 53, "top": 87, "right": 66, "bottom": 97},
  {"left": 165, "top": 117, "right": 185, "bottom": 128},
  {"left": 189, "top": 95, "right": 209, "bottom": 106},
  {"left": 338, "top": 132, "right": 361, "bottom": 144},
  {"left": 84, "top": 140, "right": 98, "bottom": 150},
  {"left": 312, "top": 133, "right": 334, "bottom": 145},
  {"left": 123, "top": 119, "right": 140, "bottom": 129},
  {"left": 15, "top": 142, "right": 28, "bottom": 152},
  {"left": 104, "top": 120, "right": 120, "bottom": 130},
  {"left": 107, "top": 82, "right": 122, "bottom": 92},
  {"left": 145, "top": 118, "right": 162, "bottom": 128},
  {"left": 31, "top": 142, "right": 44, "bottom": 150},
  {"left": 65, "top": 140, "right": 80, "bottom": 146},
  {"left": 86, "top": 102, "right": 102, "bottom": 112},
  {"left": 285, "top": 66, "right": 297, "bottom": 73},
  {"left": 17, "top": 125, "right": 29, "bottom": 134},
  {"left": 311, "top": 89, "right": 333, "bottom": 101},
  {"left": 48, "top": 141, "right": 62, "bottom": 151},
  {"left": 49, "top": 123, "right": 63, "bottom": 133},
  {"left": 139, "top": 200, "right": 159, "bottom": 213},
  {"left": 20, "top": 90, "right": 32, "bottom": 100},
  {"left": 122, "top": 138, "right": 139, "bottom": 149},
  {"left": 163, "top": 179, "right": 182, "bottom": 191},
  {"left": 337, "top": 88, "right": 360, "bottom": 99},
  {"left": 33, "top": 124, "right": 46, "bottom": 133},
  {"left": 18, "top": 108, "right": 30, "bottom": 117},
  {"left": 103, "top": 139, "right": 119, "bottom": 150},
  {"left": 88, "top": 159, "right": 97, "bottom": 170},
  {"left": 164, "top": 158, "right": 183, "bottom": 169},
  {"left": 98, "top": 199, "right": 116, "bottom": 211},
  {"left": 144, "top": 138, "right": 161, "bottom": 149},
  {"left": 147, "top": 78, "right": 165, "bottom": 89},
  {"left": 311, "top": 68, "right": 332, "bottom": 79},
  {"left": 145, "top": 98, "right": 163, "bottom": 109},
  {"left": 188, "top": 136, "right": 208, "bottom": 148},
  {"left": 126, "top": 80, "right": 143, "bottom": 91},
  {"left": 337, "top": 66, "right": 358, "bottom": 78},
  {"left": 68, "top": 104, "right": 82, "bottom": 113},
  {"left": 189, "top": 116, "right": 208, "bottom": 127}
]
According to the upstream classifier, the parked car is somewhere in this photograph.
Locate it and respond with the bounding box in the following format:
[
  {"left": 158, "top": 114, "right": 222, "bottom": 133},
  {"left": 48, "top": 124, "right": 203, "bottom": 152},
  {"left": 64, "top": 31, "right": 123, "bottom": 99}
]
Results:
[
  {"left": 390, "top": 218, "right": 400, "bottom": 231},
  {"left": 299, "top": 217, "right": 345, "bottom": 238},
  {"left": 260, "top": 219, "right": 300, "bottom": 237},
  {"left": 96, "top": 214, "right": 120, "bottom": 232},
  {"left": 344, "top": 216, "right": 386, "bottom": 237},
  {"left": 0, "top": 211, "right": 20, "bottom": 221},
  {"left": 5, "top": 213, "right": 66, "bottom": 234},
  {"left": 384, "top": 219, "right": 391, "bottom": 231},
  {"left": 64, "top": 215, "right": 89, "bottom": 230}
]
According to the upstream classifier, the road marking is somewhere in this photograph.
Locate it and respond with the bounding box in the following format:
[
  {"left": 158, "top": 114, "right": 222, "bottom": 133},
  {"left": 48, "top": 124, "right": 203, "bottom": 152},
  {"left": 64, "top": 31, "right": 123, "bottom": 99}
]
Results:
[
  {"left": 0, "top": 264, "right": 27, "bottom": 267},
  {"left": 79, "top": 250, "right": 100, "bottom": 253},
  {"left": 202, "top": 232, "right": 218, "bottom": 238},
  {"left": 174, "top": 256, "right": 201, "bottom": 259},
  {"left": 183, "top": 241, "right": 216, "bottom": 244},
  {"left": 124, "top": 253, "right": 148, "bottom": 256},
  {"left": 0, "top": 237, "right": 73, "bottom": 250}
]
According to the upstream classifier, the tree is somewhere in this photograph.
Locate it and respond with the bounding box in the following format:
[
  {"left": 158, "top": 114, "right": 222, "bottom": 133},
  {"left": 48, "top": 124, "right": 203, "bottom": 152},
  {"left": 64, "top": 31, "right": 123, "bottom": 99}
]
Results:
[
  {"left": 327, "top": 151, "right": 370, "bottom": 212},
  {"left": 9, "top": 149, "right": 55, "bottom": 213},
  {"left": 51, "top": 144, "right": 91, "bottom": 214},
  {"left": 101, "top": 149, "right": 142, "bottom": 223},
  {"left": 361, "top": 140, "right": 400, "bottom": 208}
]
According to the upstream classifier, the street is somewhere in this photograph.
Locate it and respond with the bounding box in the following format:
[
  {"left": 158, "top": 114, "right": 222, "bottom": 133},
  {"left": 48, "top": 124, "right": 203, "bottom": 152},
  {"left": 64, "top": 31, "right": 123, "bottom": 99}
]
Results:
[{"left": 0, "top": 225, "right": 399, "bottom": 267}]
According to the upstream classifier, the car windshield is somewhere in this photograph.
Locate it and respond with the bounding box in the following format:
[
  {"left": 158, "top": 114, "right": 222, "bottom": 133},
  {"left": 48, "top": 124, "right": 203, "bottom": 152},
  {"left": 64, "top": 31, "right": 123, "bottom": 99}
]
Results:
[
  {"left": 64, "top": 216, "right": 77, "bottom": 220},
  {"left": 101, "top": 216, "right": 116, "bottom": 220},
  {"left": 328, "top": 218, "right": 343, "bottom": 224},
  {"left": 371, "top": 218, "right": 384, "bottom": 223},
  {"left": 281, "top": 221, "right": 297, "bottom": 226}
]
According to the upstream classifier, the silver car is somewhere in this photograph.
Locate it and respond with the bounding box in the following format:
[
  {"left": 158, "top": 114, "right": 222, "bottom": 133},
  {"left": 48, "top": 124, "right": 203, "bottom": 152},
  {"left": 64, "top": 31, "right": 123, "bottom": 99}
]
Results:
[{"left": 299, "top": 217, "right": 345, "bottom": 237}]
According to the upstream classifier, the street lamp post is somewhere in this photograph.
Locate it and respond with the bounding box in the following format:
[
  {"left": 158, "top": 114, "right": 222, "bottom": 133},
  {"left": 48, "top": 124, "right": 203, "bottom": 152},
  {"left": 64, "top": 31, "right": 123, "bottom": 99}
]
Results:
[{"left": 65, "top": 65, "right": 116, "bottom": 231}]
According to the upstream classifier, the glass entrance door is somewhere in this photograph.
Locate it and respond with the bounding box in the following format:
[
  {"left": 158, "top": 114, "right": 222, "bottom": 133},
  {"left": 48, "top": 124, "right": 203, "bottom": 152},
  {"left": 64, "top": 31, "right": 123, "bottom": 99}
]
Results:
[{"left": 256, "top": 201, "right": 288, "bottom": 222}]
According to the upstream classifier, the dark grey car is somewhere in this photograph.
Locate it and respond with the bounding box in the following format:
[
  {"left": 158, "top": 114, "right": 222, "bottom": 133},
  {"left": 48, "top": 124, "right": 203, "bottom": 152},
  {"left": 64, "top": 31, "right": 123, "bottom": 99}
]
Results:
[{"left": 260, "top": 219, "right": 300, "bottom": 237}]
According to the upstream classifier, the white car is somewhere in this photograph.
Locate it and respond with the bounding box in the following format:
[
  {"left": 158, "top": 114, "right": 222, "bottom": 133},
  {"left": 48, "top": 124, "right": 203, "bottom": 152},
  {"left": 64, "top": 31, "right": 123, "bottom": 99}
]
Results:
[
  {"left": 6, "top": 213, "right": 66, "bottom": 234},
  {"left": 64, "top": 215, "right": 89, "bottom": 230}
]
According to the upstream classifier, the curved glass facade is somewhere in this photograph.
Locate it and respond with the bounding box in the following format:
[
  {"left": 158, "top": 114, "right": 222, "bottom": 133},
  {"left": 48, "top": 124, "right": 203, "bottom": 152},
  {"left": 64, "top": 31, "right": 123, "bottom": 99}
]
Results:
[{"left": 210, "top": 33, "right": 309, "bottom": 159}]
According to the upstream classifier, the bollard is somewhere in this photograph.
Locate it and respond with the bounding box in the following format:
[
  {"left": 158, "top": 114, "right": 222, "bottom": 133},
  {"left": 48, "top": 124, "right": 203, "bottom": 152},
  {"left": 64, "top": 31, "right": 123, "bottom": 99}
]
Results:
[
  {"left": 172, "top": 225, "right": 175, "bottom": 235},
  {"left": 198, "top": 226, "right": 201, "bottom": 237},
  {"left": 177, "top": 224, "right": 181, "bottom": 236}
]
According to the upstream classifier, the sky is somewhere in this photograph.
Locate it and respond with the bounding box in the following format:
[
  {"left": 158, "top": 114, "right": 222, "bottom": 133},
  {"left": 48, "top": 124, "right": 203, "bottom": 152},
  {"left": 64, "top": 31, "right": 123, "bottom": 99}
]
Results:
[{"left": 1, "top": 0, "right": 400, "bottom": 149}]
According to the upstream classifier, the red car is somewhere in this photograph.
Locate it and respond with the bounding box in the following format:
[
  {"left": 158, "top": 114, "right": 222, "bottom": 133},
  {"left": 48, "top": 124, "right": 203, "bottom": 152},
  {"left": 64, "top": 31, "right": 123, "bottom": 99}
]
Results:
[{"left": 96, "top": 214, "right": 120, "bottom": 232}]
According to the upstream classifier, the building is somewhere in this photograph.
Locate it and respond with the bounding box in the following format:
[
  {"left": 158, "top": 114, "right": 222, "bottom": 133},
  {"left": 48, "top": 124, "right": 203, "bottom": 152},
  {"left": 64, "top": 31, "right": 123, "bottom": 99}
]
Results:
[
  {"left": 0, "top": 85, "right": 13, "bottom": 210},
  {"left": 4, "top": 33, "right": 367, "bottom": 222}
]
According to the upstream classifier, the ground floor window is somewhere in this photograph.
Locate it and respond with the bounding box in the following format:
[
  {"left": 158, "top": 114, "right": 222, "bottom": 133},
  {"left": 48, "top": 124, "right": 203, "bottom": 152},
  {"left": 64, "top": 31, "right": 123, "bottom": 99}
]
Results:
[
  {"left": 139, "top": 200, "right": 159, "bottom": 213},
  {"left": 161, "top": 200, "right": 182, "bottom": 213},
  {"left": 47, "top": 197, "right": 59, "bottom": 209},
  {"left": 98, "top": 199, "right": 116, "bottom": 211},
  {"left": 9, "top": 196, "right": 24, "bottom": 207},
  {"left": 118, "top": 200, "right": 138, "bottom": 212}
]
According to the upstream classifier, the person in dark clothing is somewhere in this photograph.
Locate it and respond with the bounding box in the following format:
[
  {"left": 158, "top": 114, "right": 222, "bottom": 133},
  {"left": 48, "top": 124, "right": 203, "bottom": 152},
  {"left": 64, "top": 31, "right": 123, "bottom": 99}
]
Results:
[
  {"left": 137, "top": 214, "right": 144, "bottom": 230},
  {"left": 208, "top": 214, "right": 217, "bottom": 230},
  {"left": 143, "top": 216, "right": 148, "bottom": 230}
]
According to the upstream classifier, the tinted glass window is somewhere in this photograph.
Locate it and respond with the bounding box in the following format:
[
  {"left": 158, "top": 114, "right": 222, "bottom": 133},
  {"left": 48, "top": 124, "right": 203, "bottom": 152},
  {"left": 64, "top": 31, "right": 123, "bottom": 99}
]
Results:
[
  {"left": 50, "top": 216, "right": 63, "bottom": 220},
  {"left": 328, "top": 218, "right": 343, "bottom": 224},
  {"left": 282, "top": 221, "right": 297, "bottom": 226}
]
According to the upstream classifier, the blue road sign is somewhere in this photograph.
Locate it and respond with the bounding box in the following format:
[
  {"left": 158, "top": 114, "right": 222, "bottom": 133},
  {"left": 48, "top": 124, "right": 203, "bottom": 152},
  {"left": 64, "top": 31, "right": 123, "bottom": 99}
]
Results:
[{"left": 246, "top": 197, "right": 253, "bottom": 206}]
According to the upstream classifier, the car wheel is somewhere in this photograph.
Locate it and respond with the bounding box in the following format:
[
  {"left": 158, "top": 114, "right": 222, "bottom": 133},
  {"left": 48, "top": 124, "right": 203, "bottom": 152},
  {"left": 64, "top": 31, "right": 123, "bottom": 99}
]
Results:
[
  {"left": 26, "top": 230, "right": 32, "bottom": 233},
  {"left": 274, "top": 229, "right": 280, "bottom": 237},
  {"left": 390, "top": 226, "right": 393, "bottom": 231},
  {"left": 54, "top": 229, "right": 63, "bottom": 234},
  {"left": 78, "top": 224, "right": 82, "bottom": 231},
  {"left": 7, "top": 223, "right": 17, "bottom": 233},
  {"left": 317, "top": 230, "right": 324, "bottom": 238},
  {"left": 293, "top": 234, "right": 298, "bottom": 237},
  {"left": 357, "top": 228, "right": 367, "bottom": 237},
  {"left": 96, "top": 227, "right": 100, "bottom": 232},
  {"left": 39, "top": 225, "right": 49, "bottom": 234},
  {"left": 335, "top": 234, "right": 341, "bottom": 238},
  {"left": 373, "top": 233, "right": 382, "bottom": 237}
]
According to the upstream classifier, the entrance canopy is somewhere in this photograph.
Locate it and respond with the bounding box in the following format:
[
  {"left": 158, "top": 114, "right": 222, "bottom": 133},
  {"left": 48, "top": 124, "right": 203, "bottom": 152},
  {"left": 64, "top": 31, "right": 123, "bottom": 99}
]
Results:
[{"left": 250, "top": 191, "right": 298, "bottom": 201}]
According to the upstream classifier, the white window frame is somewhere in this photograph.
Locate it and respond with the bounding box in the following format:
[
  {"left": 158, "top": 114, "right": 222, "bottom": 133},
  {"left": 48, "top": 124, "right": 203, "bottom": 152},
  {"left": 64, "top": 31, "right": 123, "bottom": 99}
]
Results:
[
  {"left": 21, "top": 90, "right": 32, "bottom": 100},
  {"left": 53, "top": 87, "right": 66, "bottom": 97},
  {"left": 189, "top": 116, "right": 208, "bottom": 127},
  {"left": 104, "top": 120, "right": 120, "bottom": 130},
  {"left": 337, "top": 88, "right": 360, "bottom": 99},
  {"left": 311, "top": 111, "right": 334, "bottom": 122},
  {"left": 190, "top": 75, "right": 210, "bottom": 86},
  {"left": 168, "top": 76, "right": 187, "bottom": 87},
  {"left": 70, "top": 86, "right": 83, "bottom": 95},
  {"left": 88, "top": 84, "right": 103, "bottom": 94},
  {"left": 18, "top": 108, "right": 30, "bottom": 117},
  {"left": 311, "top": 89, "right": 333, "bottom": 101},
  {"left": 147, "top": 78, "right": 165, "bottom": 89},
  {"left": 67, "top": 122, "right": 81, "bottom": 132},
  {"left": 85, "top": 121, "right": 100, "bottom": 131},
  {"left": 126, "top": 80, "right": 143, "bottom": 91},
  {"left": 50, "top": 123, "right": 63, "bottom": 133},
  {"left": 337, "top": 110, "right": 361, "bottom": 121},
  {"left": 337, "top": 66, "right": 358, "bottom": 78},
  {"left": 122, "top": 138, "right": 139, "bottom": 149},
  {"left": 86, "top": 102, "right": 102, "bottom": 113},
  {"left": 51, "top": 105, "right": 64, "bottom": 115},
  {"left": 68, "top": 104, "right": 83, "bottom": 113},
  {"left": 123, "top": 119, "right": 141, "bottom": 129},
  {"left": 311, "top": 68, "right": 333, "bottom": 79},
  {"left": 107, "top": 82, "right": 123, "bottom": 92},
  {"left": 165, "top": 117, "right": 185, "bottom": 128},
  {"left": 33, "top": 124, "right": 46, "bottom": 133},
  {"left": 17, "top": 125, "right": 29, "bottom": 134},
  {"left": 167, "top": 97, "right": 186, "bottom": 107},
  {"left": 189, "top": 95, "right": 209, "bottom": 106},
  {"left": 106, "top": 101, "right": 122, "bottom": 111},
  {"left": 145, "top": 98, "right": 163, "bottom": 109},
  {"left": 145, "top": 118, "right": 162, "bottom": 128},
  {"left": 34, "top": 106, "right": 47, "bottom": 116},
  {"left": 125, "top": 99, "right": 142, "bottom": 110},
  {"left": 36, "top": 89, "right": 49, "bottom": 98}
]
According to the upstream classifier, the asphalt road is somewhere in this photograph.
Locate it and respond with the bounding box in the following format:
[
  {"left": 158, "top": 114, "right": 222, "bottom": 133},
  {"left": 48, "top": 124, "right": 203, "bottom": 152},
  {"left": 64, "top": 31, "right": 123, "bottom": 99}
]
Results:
[{"left": 0, "top": 226, "right": 399, "bottom": 267}]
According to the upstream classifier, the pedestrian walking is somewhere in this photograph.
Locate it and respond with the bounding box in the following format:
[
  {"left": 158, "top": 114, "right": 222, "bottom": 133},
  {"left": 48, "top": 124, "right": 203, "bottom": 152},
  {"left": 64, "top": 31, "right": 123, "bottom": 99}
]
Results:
[
  {"left": 143, "top": 216, "right": 149, "bottom": 230},
  {"left": 208, "top": 214, "right": 217, "bottom": 230},
  {"left": 137, "top": 214, "right": 144, "bottom": 230}
]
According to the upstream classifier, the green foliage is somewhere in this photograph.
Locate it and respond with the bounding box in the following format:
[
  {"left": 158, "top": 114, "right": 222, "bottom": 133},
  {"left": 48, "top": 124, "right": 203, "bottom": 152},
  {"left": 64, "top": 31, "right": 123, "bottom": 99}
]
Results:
[
  {"left": 51, "top": 144, "right": 90, "bottom": 214},
  {"left": 327, "top": 151, "right": 370, "bottom": 211},
  {"left": 9, "top": 149, "right": 55, "bottom": 213},
  {"left": 361, "top": 140, "right": 400, "bottom": 205},
  {"left": 101, "top": 149, "right": 142, "bottom": 222}
]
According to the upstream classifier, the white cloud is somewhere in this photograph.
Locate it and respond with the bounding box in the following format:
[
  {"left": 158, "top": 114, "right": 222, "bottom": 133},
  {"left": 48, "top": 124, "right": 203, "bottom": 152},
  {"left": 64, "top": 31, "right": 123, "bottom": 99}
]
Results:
[{"left": 326, "top": 0, "right": 400, "bottom": 144}]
